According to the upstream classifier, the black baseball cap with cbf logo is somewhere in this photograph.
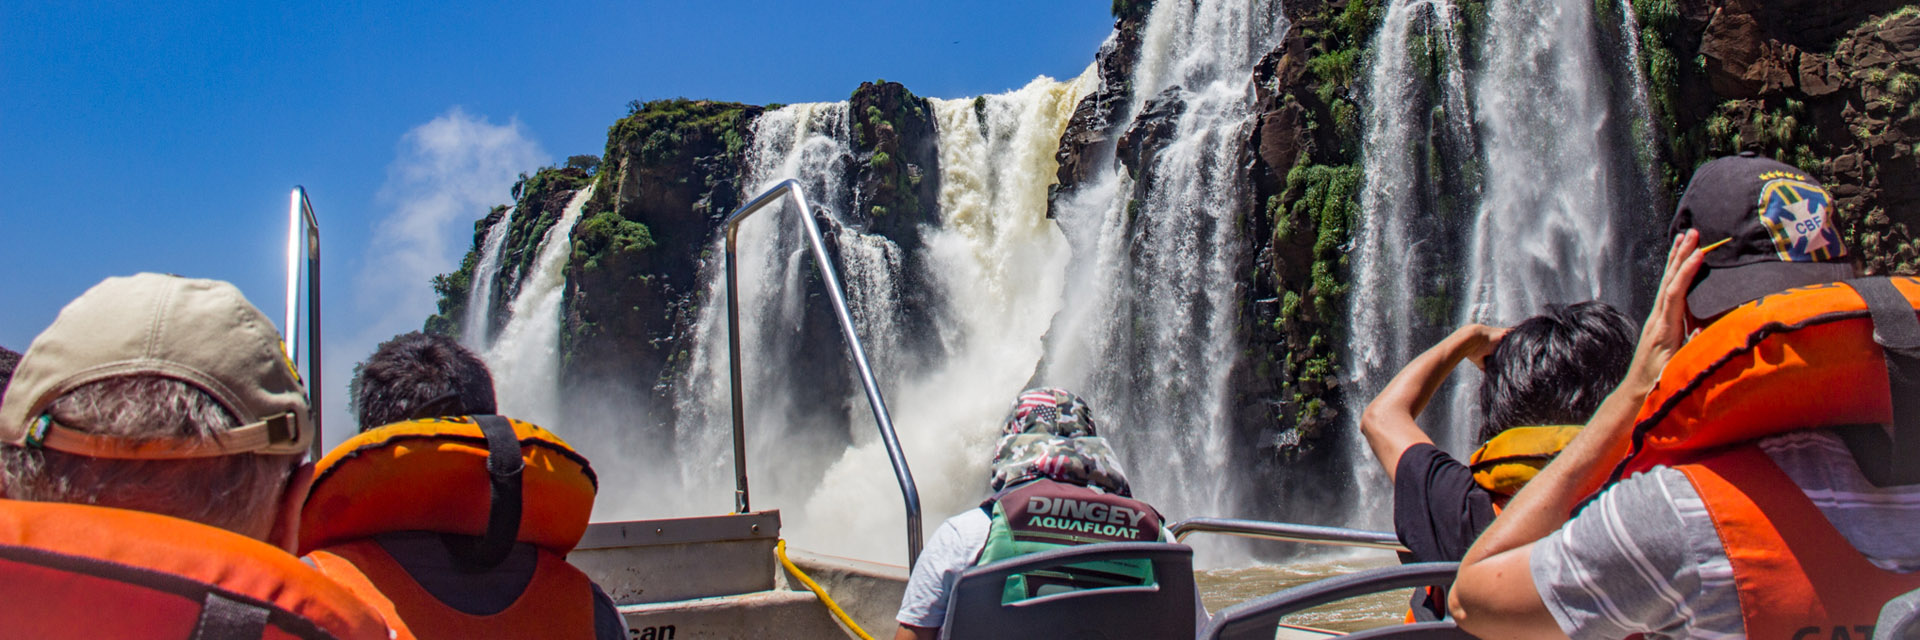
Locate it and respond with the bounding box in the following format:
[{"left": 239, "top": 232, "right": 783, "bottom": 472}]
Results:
[{"left": 1670, "top": 152, "right": 1856, "bottom": 319}]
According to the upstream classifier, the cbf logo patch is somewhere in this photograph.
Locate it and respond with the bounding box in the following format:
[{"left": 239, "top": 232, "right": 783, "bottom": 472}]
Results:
[{"left": 1756, "top": 172, "right": 1846, "bottom": 262}]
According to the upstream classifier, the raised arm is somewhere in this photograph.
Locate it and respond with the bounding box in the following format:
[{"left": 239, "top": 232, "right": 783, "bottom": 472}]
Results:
[
  {"left": 1359, "top": 323, "right": 1507, "bottom": 482},
  {"left": 1451, "top": 230, "right": 1708, "bottom": 639}
]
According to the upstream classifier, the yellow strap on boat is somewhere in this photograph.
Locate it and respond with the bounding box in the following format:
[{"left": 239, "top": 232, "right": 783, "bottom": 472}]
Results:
[{"left": 775, "top": 539, "right": 875, "bottom": 640}]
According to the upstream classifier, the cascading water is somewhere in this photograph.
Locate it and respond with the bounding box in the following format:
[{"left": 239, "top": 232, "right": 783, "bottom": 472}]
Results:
[
  {"left": 1342, "top": 0, "right": 1658, "bottom": 473},
  {"left": 797, "top": 73, "right": 1092, "bottom": 559},
  {"left": 668, "top": 76, "right": 1094, "bottom": 560},
  {"left": 1342, "top": 0, "right": 1475, "bottom": 523},
  {"left": 670, "top": 102, "right": 880, "bottom": 519},
  {"left": 1461, "top": 0, "right": 1644, "bottom": 329},
  {"left": 486, "top": 186, "right": 594, "bottom": 428},
  {"left": 462, "top": 207, "right": 514, "bottom": 350},
  {"left": 1042, "top": 0, "right": 1289, "bottom": 540},
  {"left": 1443, "top": 0, "right": 1658, "bottom": 454}
]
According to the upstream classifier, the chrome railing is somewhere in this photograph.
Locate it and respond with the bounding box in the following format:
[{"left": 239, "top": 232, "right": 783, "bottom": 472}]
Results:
[
  {"left": 285, "top": 187, "right": 324, "bottom": 460},
  {"left": 723, "top": 179, "right": 924, "bottom": 567},
  {"left": 1169, "top": 517, "right": 1408, "bottom": 552}
]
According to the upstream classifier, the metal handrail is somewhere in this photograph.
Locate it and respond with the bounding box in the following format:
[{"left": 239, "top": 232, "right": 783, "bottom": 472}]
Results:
[
  {"left": 285, "top": 187, "right": 323, "bottom": 460},
  {"left": 723, "top": 178, "right": 924, "bottom": 567},
  {"left": 1169, "top": 517, "right": 1408, "bottom": 552}
]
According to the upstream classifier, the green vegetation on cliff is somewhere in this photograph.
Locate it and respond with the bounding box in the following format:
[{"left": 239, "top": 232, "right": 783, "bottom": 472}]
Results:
[
  {"left": 1246, "top": 0, "right": 1383, "bottom": 446},
  {"left": 562, "top": 97, "right": 761, "bottom": 401}
]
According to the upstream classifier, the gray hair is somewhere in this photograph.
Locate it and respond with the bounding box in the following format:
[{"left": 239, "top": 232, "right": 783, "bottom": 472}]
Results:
[{"left": 0, "top": 377, "right": 298, "bottom": 537}]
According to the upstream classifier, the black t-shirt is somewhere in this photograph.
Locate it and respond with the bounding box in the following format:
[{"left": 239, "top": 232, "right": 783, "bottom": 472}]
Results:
[{"left": 1392, "top": 443, "right": 1498, "bottom": 620}]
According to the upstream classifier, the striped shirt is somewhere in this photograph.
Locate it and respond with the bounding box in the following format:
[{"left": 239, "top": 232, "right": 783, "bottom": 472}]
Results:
[{"left": 1531, "top": 430, "right": 1920, "bottom": 638}]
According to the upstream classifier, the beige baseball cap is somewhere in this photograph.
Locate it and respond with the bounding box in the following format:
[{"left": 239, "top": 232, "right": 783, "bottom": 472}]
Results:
[{"left": 0, "top": 273, "right": 312, "bottom": 458}]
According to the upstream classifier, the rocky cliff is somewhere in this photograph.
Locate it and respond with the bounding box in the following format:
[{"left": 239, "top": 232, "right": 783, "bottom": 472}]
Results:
[{"left": 1639, "top": 0, "right": 1920, "bottom": 274}]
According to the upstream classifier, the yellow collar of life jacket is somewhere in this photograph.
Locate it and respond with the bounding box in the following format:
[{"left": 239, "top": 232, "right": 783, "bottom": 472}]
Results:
[{"left": 1467, "top": 425, "right": 1581, "bottom": 496}]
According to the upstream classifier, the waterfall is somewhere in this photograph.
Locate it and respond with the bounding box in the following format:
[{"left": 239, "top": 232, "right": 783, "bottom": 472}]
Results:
[
  {"left": 463, "top": 207, "right": 514, "bottom": 350},
  {"left": 1042, "top": 0, "right": 1289, "bottom": 537},
  {"left": 655, "top": 72, "right": 1093, "bottom": 559},
  {"left": 1462, "top": 0, "right": 1641, "bottom": 328},
  {"left": 1340, "top": 0, "right": 1657, "bottom": 471},
  {"left": 1443, "top": 0, "right": 1656, "bottom": 453},
  {"left": 669, "top": 102, "right": 876, "bottom": 519},
  {"left": 485, "top": 186, "right": 594, "bottom": 427},
  {"left": 1343, "top": 0, "right": 1474, "bottom": 523},
  {"left": 797, "top": 73, "right": 1092, "bottom": 559}
]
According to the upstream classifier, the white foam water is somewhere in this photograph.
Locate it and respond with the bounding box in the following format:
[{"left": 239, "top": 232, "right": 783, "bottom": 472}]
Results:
[
  {"left": 462, "top": 206, "right": 514, "bottom": 350},
  {"left": 485, "top": 186, "right": 594, "bottom": 428}
]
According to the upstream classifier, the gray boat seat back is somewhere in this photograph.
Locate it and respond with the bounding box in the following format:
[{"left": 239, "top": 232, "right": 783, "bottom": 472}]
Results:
[
  {"left": 938, "top": 541, "right": 1195, "bottom": 640},
  {"left": 1880, "top": 588, "right": 1920, "bottom": 639},
  {"left": 1202, "top": 562, "right": 1469, "bottom": 640}
]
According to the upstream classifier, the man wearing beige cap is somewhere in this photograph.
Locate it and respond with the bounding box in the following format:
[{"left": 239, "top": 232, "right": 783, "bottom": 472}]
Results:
[{"left": 0, "top": 273, "right": 387, "bottom": 639}]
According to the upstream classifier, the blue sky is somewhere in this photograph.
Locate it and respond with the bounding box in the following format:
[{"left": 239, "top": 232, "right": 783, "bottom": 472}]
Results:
[{"left": 0, "top": 0, "right": 1113, "bottom": 440}]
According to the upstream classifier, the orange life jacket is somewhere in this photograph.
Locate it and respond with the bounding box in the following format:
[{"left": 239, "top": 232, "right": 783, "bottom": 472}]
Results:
[
  {"left": 300, "top": 415, "right": 602, "bottom": 639},
  {"left": 307, "top": 539, "right": 595, "bottom": 640},
  {"left": 0, "top": 498, "right": 389, "bottom": 639},
  {"left": 1609, "top": 276, "right": 1920, "bottom": 637},
  {"left": 1614, "top": 276, "right": 1920, "bottom": 479}
]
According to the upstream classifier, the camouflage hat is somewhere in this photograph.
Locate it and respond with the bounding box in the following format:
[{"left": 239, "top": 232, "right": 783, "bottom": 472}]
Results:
[
  {"left": 1001, "top": 387, "right": 1097, "bottom": 438},
  {"left": 989, "top": 388, "right": 1130, "bottom": 495},
  {"left": 989, "top": 433, "right": 1133, "bottom": 496}
]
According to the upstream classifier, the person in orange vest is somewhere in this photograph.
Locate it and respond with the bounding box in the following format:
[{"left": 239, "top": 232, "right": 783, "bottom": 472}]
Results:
[
  {"left": 0, "top": 273, "right": 389, "bottom": 639},
  {"left": 301, "top": 331, "right": 624, "bottom": 639},
  {"left": 1360, "top": 301, "right": 1635, "bottom": 619},
  {"left": 1452, "top": 154, "right": 1920, "bottom": 638}
]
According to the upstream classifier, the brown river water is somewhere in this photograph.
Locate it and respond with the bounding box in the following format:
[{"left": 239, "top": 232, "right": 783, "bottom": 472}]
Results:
[{"left": 1193, "top": 554, "right": 1412, "bottom": 633}]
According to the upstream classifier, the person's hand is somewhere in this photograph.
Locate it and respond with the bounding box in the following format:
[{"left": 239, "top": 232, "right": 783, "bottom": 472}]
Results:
[
  {"left": 1455, "top": 324, "right": 1511, "bottom": 370},
  {"left": 1625, "top": 229, "right": 1710, "bottom": 391}
]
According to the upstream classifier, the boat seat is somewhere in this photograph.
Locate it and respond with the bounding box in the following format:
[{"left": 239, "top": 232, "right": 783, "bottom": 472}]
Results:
[
  {"left": 1880, "top": 587, "right": 1920, "bottom": 639},
  {"left": 939, "top": 541, "right": 1196, "bottom": 640},
  {"left": 1201, "top": 562, "right": 1469, "bottom": 640}
]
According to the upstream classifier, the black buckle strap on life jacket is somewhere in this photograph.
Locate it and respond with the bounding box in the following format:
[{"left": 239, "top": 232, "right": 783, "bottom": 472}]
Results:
[
  {"left": 1840, "top": 278, "right": 1920, "bottom": 487},
  {"left": 445, "top": 415, "right": 525, "bottom": 569},
  {"left": 191, "top": 592, "right": 269, "bottom": 640}
]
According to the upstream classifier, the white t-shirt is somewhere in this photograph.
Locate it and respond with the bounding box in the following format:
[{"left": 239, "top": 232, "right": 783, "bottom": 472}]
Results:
[
  {"left": 894, "top": 507, "right": 1205, "bottom": 631},
  {"left": 896, "top": 508, "right": 994, "bottom": 628}
]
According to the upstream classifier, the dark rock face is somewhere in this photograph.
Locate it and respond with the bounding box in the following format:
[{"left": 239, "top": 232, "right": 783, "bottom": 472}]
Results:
[
  {"left": 1052, "top": 2, "right": 1158, "bottom": 214},
  {"left": 1655, "top": 1, "right": 1920, "bottom": 275},
  {"left": 1234, "top": 0, "right": 1380, "bottom": 468},
  {"left": 848, "top": 81, "right": 941, "bottom": 249},
  {"left": 1116, "top": 87, "right": 1186, "bottom": 179},
  {"left": 561, "top": 100, "right": 760, "bottom": 423},
  {"left": 845, "top": 81, "right": 946, "bottom": 364}
]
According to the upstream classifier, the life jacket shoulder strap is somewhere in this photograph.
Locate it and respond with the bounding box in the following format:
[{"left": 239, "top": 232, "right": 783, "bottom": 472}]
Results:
[
  {"left": 1843, "top": 277, "right": 1920, "bottom": 486},
  {"left": 1677, "top": 445, "right": 1920, "bottom": 638}
]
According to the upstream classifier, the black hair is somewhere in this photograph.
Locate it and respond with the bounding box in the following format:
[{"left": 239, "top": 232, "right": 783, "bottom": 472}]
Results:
[
  {"left": 1477, "top": 301, "right": 1637, "bottom": 444},
  {"left": 353, "top": 332, "right": 497, "bottom": 430},
  {"left": 0, "top": 346, "right": 19, "bottom": 403}
]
